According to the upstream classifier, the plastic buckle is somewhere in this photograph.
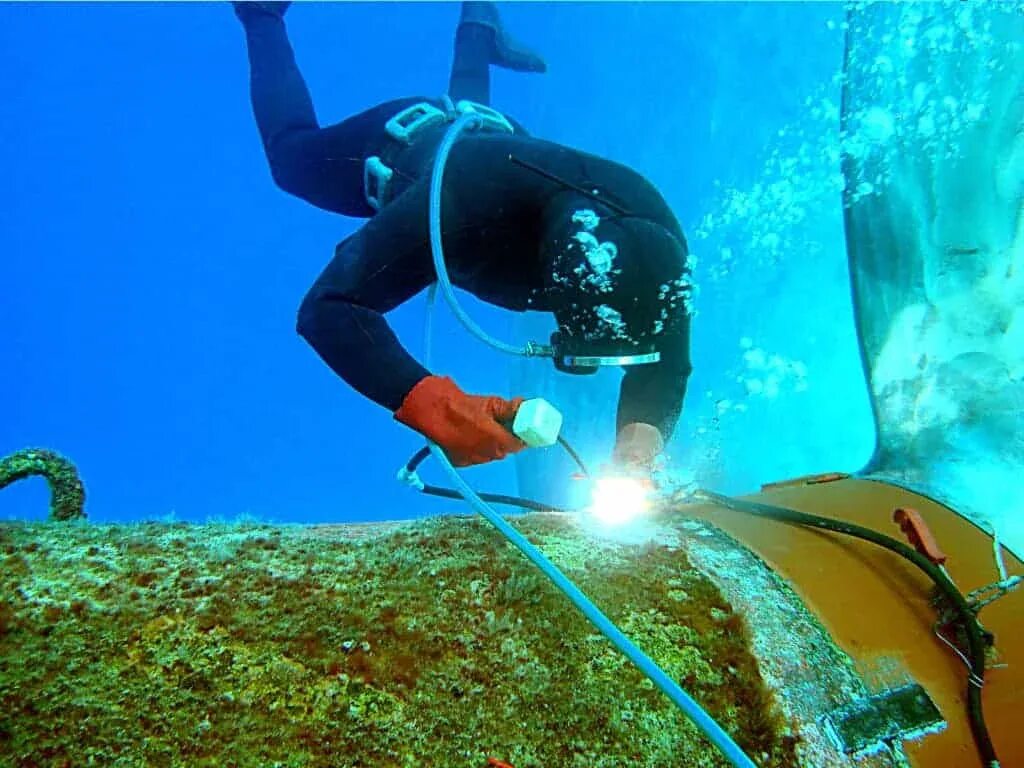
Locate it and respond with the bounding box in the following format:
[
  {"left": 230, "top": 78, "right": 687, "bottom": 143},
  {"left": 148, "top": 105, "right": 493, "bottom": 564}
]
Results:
[
  {"left": 385, "top": 102, "right": 449, "bottom": 144},
  {"left": 454, "top": 100, "right": 515, "bottom": 134},
  {"left": 363, "top": 156, "right": 394, "bottom": 211}
]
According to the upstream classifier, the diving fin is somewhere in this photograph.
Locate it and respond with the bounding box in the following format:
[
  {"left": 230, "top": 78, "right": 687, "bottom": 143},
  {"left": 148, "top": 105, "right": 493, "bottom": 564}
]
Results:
[{"left": 459, "top": 1, "right": 547, "bottom": 74}]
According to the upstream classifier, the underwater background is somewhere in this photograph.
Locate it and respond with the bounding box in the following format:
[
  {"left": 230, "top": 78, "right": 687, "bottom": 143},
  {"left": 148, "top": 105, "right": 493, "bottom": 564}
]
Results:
[
  {"left": 2, "top": 5, "right": 1024, "bottom": 768},
  {"left": 1, "top": 2, "right": 1019, "bottom": 554}
]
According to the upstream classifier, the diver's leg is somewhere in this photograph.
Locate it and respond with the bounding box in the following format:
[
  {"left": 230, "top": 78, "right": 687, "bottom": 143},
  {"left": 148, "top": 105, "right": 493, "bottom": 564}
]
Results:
[
  {"left": 234, "top": 2, "right": 385, "bottom": 216},
  {"left": 234, "top": 3, "right": 316, "bottom": 156},
  {"left": 448, "top": 18, "right": 495, "bottom": 104},
  {"left": 448, "top": 2, "right": 546, "bottom": 104}
]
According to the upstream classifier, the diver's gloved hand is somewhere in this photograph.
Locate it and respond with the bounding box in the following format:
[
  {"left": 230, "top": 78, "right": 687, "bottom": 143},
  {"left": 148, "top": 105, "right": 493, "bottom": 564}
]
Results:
[
  {"left": 394, "top": 376, "right": 527, "bottom": 467},
  {"left": 232, "top": 1, "right": 291, "bottom": 23},
  {"left": 459, "top": 1, "right": 547, "bottom": 73},
  {"left": 612, "top": 422, "right": 665, "bottom": 475}
]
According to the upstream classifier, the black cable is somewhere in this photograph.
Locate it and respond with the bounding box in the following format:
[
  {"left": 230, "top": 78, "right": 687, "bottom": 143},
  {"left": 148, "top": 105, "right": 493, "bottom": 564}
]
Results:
[
  {"left": 402, "top": 444, "right": 579, "bottom": 515},
  {"left": 420, "top": 484, "right": 571, "bottom": 514},
  {"left": 407, "top": 438, "right": 591, "bottom": 478},
  {"left": 406, "top": 446, "right": 432, "bottom": 473},
  {"left": 402, "top": 435, "right": 590, "bottom": 512},
  {"left": 557, "top": 435, "right": 591, "bottom": 478},
  {"left": 695, "top": 490, "right": 999, "bottom": 768}
]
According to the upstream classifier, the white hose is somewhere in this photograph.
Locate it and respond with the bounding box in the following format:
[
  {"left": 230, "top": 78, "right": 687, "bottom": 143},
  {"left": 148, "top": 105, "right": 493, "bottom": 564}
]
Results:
[{"left": 428, "top": 114, "right": 546, "bottom": 357}]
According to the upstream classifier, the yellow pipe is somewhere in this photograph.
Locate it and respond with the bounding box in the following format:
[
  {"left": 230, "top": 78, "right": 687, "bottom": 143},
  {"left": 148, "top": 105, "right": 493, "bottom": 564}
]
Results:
[{"left": 683, "top": 475, "right": 1023, "bottom": 768}]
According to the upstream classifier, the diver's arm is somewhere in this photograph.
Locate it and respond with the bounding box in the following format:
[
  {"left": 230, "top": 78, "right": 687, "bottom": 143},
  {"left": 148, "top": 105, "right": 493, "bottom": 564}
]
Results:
[
  {"left": 296, "top": 289, "right": 430, "bottom": 413},
  {"left": 615, "top": 319, "right": 693, "bottom": 454},
  {"left": 296, "top": 291, "right": 526, "bottom": 467}
]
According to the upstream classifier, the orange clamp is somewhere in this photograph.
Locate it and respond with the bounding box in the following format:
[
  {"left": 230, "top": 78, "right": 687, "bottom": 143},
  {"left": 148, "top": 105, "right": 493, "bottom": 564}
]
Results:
[
  {"left": 486, "top": 759, "right": 515, "bottom": 768},
  {"left": 893, "top": 507, "right": 948, "bottom": 565}
]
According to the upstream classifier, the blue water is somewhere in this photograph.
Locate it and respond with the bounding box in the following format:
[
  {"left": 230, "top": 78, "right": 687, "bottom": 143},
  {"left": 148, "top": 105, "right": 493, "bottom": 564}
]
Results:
[{"left": 1, "top": 2, "right": 874, "bottom": 526}]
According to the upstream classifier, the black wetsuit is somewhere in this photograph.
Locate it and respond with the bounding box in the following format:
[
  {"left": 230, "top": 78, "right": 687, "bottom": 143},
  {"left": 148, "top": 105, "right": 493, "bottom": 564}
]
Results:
[{"left": 240, "top": 13, "right": 692, "bottom": 439}]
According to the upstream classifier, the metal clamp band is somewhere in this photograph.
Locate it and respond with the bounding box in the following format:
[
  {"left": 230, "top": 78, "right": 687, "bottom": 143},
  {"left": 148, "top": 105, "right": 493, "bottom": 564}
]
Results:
[{"left": 563, "top": 351, "right": 661, "bottom": 368}]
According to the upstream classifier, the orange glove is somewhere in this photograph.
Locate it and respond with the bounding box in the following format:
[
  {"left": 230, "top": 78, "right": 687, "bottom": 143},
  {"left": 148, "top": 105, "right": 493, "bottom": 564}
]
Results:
[
  {"left": 612, "top": 422, "right": 665, "bottom": 474},
  {"left": 394, "top": 376, "right": 526, "bottom": 467}
]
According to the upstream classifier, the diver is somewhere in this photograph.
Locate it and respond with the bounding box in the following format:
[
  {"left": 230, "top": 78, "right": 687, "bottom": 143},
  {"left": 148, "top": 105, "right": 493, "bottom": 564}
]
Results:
[{"left": 232, "top": 1, "right": 694, "bottom": 480}]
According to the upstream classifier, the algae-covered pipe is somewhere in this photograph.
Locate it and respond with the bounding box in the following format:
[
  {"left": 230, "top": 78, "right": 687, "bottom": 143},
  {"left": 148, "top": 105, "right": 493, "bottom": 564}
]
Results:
[{"left": 429, "top": 442, "right": 757, "bottom": 768}]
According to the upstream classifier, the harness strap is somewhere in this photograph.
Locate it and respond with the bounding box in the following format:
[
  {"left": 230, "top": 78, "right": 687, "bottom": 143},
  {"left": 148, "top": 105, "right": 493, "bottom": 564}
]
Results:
[{"left": 364, "top": 98, "right": 515, "bottom": 211}]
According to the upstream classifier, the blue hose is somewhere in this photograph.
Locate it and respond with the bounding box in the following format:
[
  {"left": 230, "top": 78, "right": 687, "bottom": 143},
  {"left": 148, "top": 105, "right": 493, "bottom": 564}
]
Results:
[
  {"left": 422, "top": 115, "right": 757, "bottom": 768},
  {"left": 428, "top": 444, "right": 756, "bottom": 768}
]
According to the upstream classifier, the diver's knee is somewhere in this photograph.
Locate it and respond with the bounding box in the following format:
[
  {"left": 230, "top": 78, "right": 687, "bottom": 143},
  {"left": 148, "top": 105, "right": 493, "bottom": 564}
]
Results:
[
  {"left": 265, "top": 133, "right": 313, "bottom": 196},
  {"left": 269, "top": 156, "right": 303, "bottom": 197},
  {"left": 295, "top": 287, "right": 323, "bottom": 340}
]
